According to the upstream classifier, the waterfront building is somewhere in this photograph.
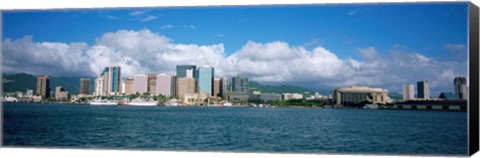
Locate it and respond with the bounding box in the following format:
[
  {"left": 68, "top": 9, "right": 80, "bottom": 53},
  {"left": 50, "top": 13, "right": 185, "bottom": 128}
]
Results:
[
  {"left": 195, "top": 65, "right": 214, "bottom": 96},
  {"left": 54, "top": 86, "right": 70, "bottom": 101},
  {"left": 180, "top": 92, "right": 209, "bottom": 105},
  {"left": 402, "top": 84, "right": 415, "bottom": 100},
  {"left": 228, "top": 92, "right": 249, "bottom": 104},
  {"left": 282, "top": 93, "right": 304, "bottom": 100},
  {"left": 392, "top": 100, "right": 466, "bottom": 111},
  {"left": 36, "top": 75, "right": 50, "bottom": 99},
  {"left": 55, "top": 86, "right": 64, "bottom": 99},
  {"left": 220, "top": 77, "right": 228, "bottom": 99},
  {"left": 333, "top": 86, "right": 389, "bottom": 106},
  {"left": 26, "top": 89, "right": 33, "bottom": 97},
  {"left": 94, "top": 77, "right": 104, "bottom": 96},
  {"left": 156, "top": 74, "right": 173, "bottom": 96},
  {"left": 79, "top": 78, "right": 91, "bottom": 95},
  {"left": 213, "top": 78, "right": 221, "bottom": 97},
  {"left": 177, "top": 77, "right": 196, "bottom": 99},
  {"left": 417, "top": 80, "right": 430, "bottom": 99},
  {"left": 124, "top": 78, "right": 134, "bottom": 95},
  {"left": 176, "top": 65, "right": 196, "bottom": 78},
  {"left": 146, "top": 74, "right": 157, "bottom": 94},
  {"left": 15, "top": 91, "right": 23, "bottom": 98},
  {"left": 232, "top": 75, "right": 248, "bottom": 93},
  {"left": 133, "top": 74, "right": 148, "bottom": 94},
  {"left": 454, "top": 77, "right": 467, "bottom": 100},
  {"left": 121, "top": 83, "right": 125, "bottom": 94},
  {"left": 94, "top": 65, "right": 121, "bottom": 96},
  {"left": 172, "top": 75, "right": 178, "bottom": 98},
  {"left": 250, "top": 93, "right": 282, "bottom": 102}
]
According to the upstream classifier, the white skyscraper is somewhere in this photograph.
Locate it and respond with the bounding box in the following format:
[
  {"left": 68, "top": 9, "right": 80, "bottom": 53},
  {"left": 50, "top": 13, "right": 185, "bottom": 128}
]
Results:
[
  {"left": 94, "top": 77, "right": 104, "bottom": 96},
  {"left": 402, "top": 84, "right": 414, "bottom": 100},
  {"left": 121, "top": 82, "right": 126, "bottom": 94}
]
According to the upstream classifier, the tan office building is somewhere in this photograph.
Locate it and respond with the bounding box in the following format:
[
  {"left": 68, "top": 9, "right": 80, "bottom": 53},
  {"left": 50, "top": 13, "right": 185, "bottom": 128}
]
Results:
[
  {"left": 147, "top": 74, "right": 157, "bottom": 94},
  {"left": 124, "top": 78, "right": 134, "bottom": 95},
  {"left": 79, "top": 78, "right": 91, "bottom": 95},
  {"left": 176, "top": 77, "right": 196, "bottom": 99},
  {"left": 213, "top": 78, "right": 221, "bottom": 98},
  {"left": 333, "top": 86, "right": 389, "bottom": 106}
]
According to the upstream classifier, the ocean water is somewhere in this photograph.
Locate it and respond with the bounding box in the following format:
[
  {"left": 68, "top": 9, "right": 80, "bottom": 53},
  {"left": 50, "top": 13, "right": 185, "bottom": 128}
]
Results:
[{"left": 2, "top": 103, "right": 468, "bottom": 155}]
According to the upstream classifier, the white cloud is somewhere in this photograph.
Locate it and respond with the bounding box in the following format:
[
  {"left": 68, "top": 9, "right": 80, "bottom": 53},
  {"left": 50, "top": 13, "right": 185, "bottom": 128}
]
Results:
[
  {"left": 2, "top": 36, "right": 92, "bottom": 77},
  {"left": 140, "top": 15, "right": 157, "bottom": 22},
  {"left": 2, "top": 29, "right": 467, "bottom": 95},
  {"left": 348, "top": 9, "right": 359, "bottom": 16},
  {"left": 188, "top": 25, "right": 197, "bottom": 29},
  {"left": 161, "top": 24, "right": 174, "bottom": 30},
  {"left": 444, "top": 44, "right": 466, "bottom": 53},
  {"left": 358, "top": 47, "right": 377, "bottom": 61},
  {"left": 129, "top": 11, "right": 145, "bottom": 16},
  {"left": 128, "top": 10, "right": 157, "bottom": 22},
  {"left": 301, "top": 38, "right": 319, "bottom": 47}
]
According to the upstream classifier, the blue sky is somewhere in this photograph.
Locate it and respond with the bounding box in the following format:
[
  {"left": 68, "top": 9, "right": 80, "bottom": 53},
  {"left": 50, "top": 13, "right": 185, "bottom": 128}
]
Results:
[
  {"left": 2, "top": 2, "right": 469, "bottom": 95},
  {"left": 3, "top": 2, "right": 467, "bottom": 59}
]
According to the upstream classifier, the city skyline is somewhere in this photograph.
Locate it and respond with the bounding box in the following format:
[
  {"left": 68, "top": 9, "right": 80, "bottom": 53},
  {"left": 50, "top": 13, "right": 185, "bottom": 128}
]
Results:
[{"left": 2, "top": 3, "right": 469, "bottom": 95}]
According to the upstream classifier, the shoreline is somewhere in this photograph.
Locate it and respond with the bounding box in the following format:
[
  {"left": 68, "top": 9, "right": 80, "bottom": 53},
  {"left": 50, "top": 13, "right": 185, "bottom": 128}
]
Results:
[{"left": 2, "top": 102, "right": 467, "bottom": 112}]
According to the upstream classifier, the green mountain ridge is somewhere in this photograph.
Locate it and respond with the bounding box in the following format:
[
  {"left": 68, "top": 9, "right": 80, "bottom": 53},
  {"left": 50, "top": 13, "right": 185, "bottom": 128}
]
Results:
[{"left": 248, "top": 81, "right": 318, "bottom": 95}]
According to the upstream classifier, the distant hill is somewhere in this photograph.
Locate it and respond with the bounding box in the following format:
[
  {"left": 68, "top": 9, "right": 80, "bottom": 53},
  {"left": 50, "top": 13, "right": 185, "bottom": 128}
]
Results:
[
  {"left": 2, "top": 73, "right": 94, "bottom": 95},
  {"left": 248, "top": 81, "right": 319, "bottom": 95},
  {"left": 388, "top": 92, "right": 403, "bottom": 101}
]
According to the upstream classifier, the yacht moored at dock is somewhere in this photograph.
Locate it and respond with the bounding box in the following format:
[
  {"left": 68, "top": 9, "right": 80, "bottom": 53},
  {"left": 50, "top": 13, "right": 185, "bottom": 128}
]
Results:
[
  {"left": 89, "top": 100, "right": 118, "bottom": 106},
  {"left": 122, "top": 99, "right": 158, "bottom": 106}
]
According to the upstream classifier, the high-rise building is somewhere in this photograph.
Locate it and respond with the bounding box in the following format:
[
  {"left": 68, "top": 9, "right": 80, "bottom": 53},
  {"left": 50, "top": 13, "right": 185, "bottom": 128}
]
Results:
[
  {"left": 220, "top": 77, "right": 228, "bottom": 99},
  {"left": 172, "top": 75, "right": 178, "bottom": 98},
  {"left": 79, "top": 78, "right": 91, "bottom": 95},
  {"left": 94, "top": 65, "right": 121, "bottom": 96},
  {"left": 417, "top": 80, "right": 430, "bottom": 99},
  {"left": 146, "top": 74, "right": 157, "bottom": 94},
  {"left": 156, "top": 74, "right": 174, "bottom": 96},
  {"left": 121, "top": 82, "right": 125, "bottom": 94},
  {"left": 454, "top": 76, "right": 467, "bottom": 100},
  {"left": 55, "top": 86, "right": 64, "bottom": 99},
  {"left": 176, "top": 65, "right": 196, "bottom": 78},
  {"left": 213, "top": 78, "right": 221, "bottom": 97},
  {"left": 402, "top": 84, "right": 415, "bottom": 100},
  {"left": 124, "top": 78, "right": 134, "bottom": 95},
  {"left": 36, "top": 75, "right": 50, "bottom": 99},
  {"left": 232, "top": 75, "right": 249, "bottom": 93},
  {"left": 195, "top": 65, "right": 214, "bottom": 96},
  {"left": 94, "top": 77, "right": 104, "bottom": 96},
  {"left": 134, "top": 74, "right": 148, "bottom": 94},
  {"left": 176, "top": 77, "right": 196, "bottom": 98}
]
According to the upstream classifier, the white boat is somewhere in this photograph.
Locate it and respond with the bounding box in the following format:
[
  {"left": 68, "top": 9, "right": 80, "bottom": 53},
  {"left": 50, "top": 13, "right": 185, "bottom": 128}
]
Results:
[
  {"left": 89, "top": 100, "right": 118, "bottom": 106},
  {"left": 363, "top": 103, "right": 379, "bottom": 109},
  {"left": 123, "top": 99, "right": 158, "bottom": 106},
  {"left": 165, "top": 99, "right": 179, "bottom": 106},
  {"left": 220, "top": 101, "right": 232, "bottom": 107}
]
